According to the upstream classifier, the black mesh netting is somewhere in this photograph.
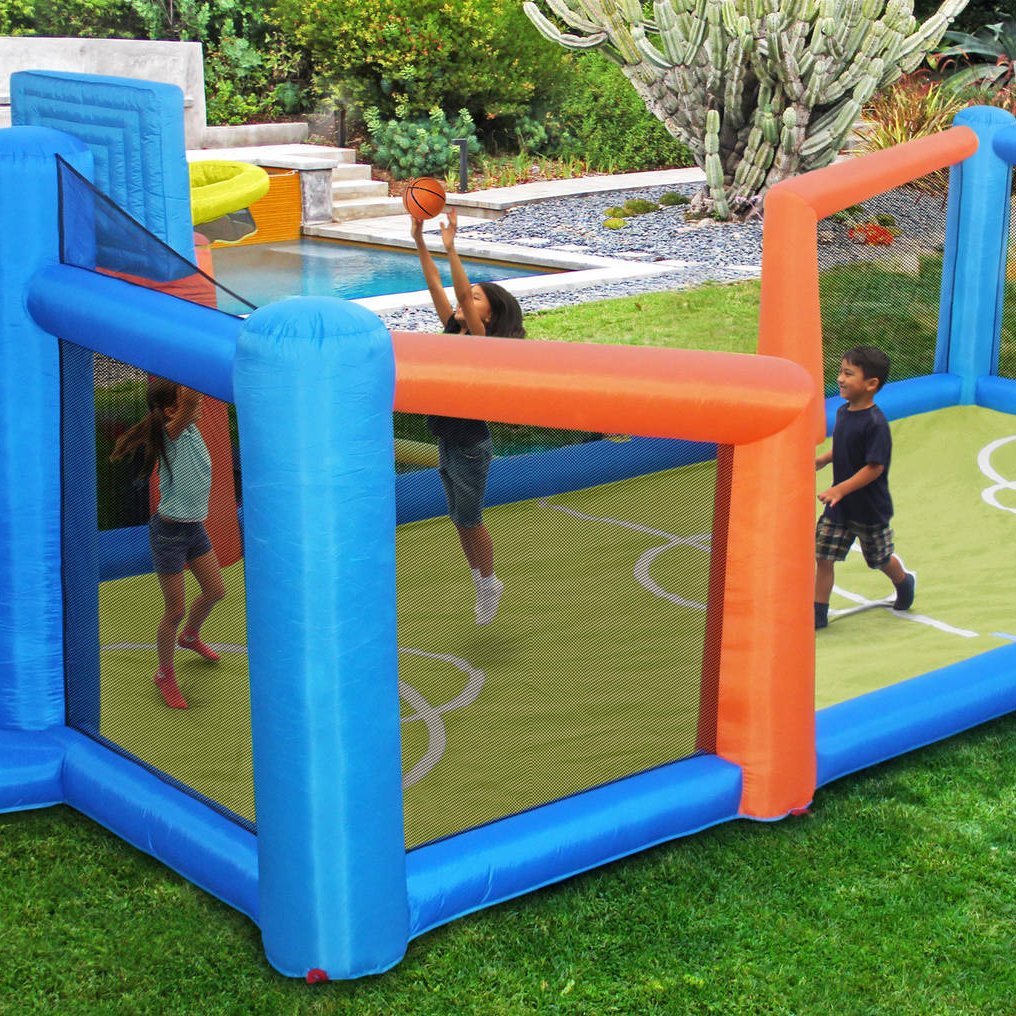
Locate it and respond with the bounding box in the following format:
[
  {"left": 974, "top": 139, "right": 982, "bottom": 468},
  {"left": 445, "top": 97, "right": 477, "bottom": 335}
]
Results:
[
  {"left": 57, "top": 156, "right": 256, "bottom": 316},
  {"left": 57, "top": 164, "right": 725, "bottom": 849},
  {"left": 994, "top": 192, "right": 1016, "bottom": 380},
  {"left": 395, "top": 420, "right": 723, "bottom": 849},
  {"left": 817, "top": 178, "right": 951, "bottom": 395}
]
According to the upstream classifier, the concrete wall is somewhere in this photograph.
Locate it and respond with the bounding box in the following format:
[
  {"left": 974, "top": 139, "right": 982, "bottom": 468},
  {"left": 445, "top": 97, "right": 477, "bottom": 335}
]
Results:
[{"left": 0, "top": 37, "right": 207, "bottom": 146}]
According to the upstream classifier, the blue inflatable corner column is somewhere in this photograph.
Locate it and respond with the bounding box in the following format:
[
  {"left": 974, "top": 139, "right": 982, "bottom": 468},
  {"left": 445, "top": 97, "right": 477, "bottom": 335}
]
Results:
[
  {"left": 234, "top": 298, "right": 409, "bottom": 978},
  {"left": 937, "top": 106, "right": 1016, "bottom": 394},
  {"left": 0, "top": 127, "right": 94, "bottom": 734}
]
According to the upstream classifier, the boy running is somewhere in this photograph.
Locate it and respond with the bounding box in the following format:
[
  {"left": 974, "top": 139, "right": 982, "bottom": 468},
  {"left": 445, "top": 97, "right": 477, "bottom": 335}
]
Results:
[{"left": 814, "top": 345, "right": 916, "bottom": 630}]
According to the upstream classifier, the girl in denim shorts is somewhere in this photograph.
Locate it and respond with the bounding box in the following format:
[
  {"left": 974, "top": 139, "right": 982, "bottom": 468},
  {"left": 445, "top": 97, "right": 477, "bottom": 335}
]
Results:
[
  {"left": 111, "top": 378, "right": 225, "bottom": 708},
  {"left": 412, "top": 210, "right": 525, "bottom": 625}
]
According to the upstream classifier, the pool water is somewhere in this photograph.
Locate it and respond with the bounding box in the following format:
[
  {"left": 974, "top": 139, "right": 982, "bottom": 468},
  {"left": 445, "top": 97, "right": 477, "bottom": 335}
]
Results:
[{"left": 209, "top": 238, "right": 540, "bottom": 313}]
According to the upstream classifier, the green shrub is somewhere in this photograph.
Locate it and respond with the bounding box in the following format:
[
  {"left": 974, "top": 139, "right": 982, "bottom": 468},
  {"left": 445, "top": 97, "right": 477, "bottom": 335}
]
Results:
[
  {"left": 270, "top": 0, "right": 573, "bottom": 123},
  {"left": 363, "top": 106, "right": 480, "bottom": 179},
  {"left": 555, "top": 54, "right": 693, "bottom": 172},
  {"left": 659, "top": 192, "right": 691, "bottom": 206},
  {"left": 604, "top": 205, "right": 628, "bottom": 218},
  {"left": 622, "top": 198, "right": 659, "bottom": 215},
  {"left": 603, "top": 217, "right": 628, "bottom": 230},
  {"left": 1, "top": 0, "right": 145, "bottom": 36}
]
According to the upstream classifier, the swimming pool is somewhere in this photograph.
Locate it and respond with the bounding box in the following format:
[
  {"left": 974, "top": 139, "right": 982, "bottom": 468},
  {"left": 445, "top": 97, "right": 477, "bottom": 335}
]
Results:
[{"left": 209, "top": 238, "right": 542, "bottom": 313}]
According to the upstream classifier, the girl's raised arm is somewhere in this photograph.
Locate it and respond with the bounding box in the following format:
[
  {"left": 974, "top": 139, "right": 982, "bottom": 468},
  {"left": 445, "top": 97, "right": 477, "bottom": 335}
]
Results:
[
  {"left": 411, "top": 216, "right": 453, "bottom": 326},
  {"left": 440, "top": 209, "right": 486, "bottom": 336}
]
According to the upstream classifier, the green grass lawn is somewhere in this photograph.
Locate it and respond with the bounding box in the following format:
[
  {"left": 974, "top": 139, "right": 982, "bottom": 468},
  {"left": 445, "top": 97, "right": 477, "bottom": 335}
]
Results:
[
  {"left": 1, "top": 715, "right": 1011, "bottom": 1013},
  {"left": 3, "top": 279, "right": 1014, "bottom": 1010}
]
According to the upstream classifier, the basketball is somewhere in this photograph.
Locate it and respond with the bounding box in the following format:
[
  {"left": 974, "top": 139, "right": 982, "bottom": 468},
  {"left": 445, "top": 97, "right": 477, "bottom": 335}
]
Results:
[{"left": 403, "top": 177, "right": 447, "bottom": 220}]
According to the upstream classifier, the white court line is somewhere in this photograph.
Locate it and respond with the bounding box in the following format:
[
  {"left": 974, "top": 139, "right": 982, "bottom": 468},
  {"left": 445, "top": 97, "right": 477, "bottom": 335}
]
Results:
[
  {"left": 830, "top": 582, "right": 977, "bottom": 638},
  {"left": 978, "top": 434, "right": 1016, "bottom": 515},
  {"left": 542, "top": 499, "right": 711, "bottom": 610},
  {"left": 101, "top": 640, "right": 486, "bottom": 789},
  {"left": 398, "top": 648, "right": 487, "bottom": 789}
]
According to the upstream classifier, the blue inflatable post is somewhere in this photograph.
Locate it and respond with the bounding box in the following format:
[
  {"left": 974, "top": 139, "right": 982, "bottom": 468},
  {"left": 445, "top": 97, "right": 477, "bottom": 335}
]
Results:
[
  {"left": 0, "top": 127, "right": 93, "bottom": 731},
  {"left": 936, "top": 106, "right": 1016, "bottom": 396},
  {"left": 234, "top": 298, "right": 408, "bottom": 978}
]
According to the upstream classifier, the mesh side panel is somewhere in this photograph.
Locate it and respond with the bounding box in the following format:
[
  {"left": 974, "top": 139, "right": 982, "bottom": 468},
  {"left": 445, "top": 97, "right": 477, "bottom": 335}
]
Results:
[
  {"left": 817, "top": 179, "right": 949, "bottom": 395},
  {"left": 996, "top": 193, "right": 1016, "bottom": 380},
  {"left": 397, "top": 424, "right": 724, "bottom": 850},
  {"left": 64, "top": 350, "right": 254, "bottom": 828}
]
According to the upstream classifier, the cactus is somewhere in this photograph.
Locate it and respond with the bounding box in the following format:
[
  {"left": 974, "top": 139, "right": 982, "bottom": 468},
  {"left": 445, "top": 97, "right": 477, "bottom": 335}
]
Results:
[{"left": 524, "top": 0, "right": 969, "bottom": 219}]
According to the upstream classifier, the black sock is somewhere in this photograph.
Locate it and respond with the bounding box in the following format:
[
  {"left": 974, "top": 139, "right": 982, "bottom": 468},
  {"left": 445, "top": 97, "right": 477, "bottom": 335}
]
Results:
[{"left": 814, "top": 602, "right": 829, "bottom": 625}]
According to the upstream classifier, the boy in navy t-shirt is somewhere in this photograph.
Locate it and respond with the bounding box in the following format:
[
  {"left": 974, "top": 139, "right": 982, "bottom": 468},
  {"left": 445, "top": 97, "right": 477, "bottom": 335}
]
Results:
[{"left": 814, "top": 346, "right": 916, "bottom": 630}]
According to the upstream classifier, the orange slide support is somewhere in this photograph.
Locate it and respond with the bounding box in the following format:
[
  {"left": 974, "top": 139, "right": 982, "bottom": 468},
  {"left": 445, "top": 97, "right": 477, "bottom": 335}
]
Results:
[{"left": 104, "top": 238, "right": 242, "bottom": 568}]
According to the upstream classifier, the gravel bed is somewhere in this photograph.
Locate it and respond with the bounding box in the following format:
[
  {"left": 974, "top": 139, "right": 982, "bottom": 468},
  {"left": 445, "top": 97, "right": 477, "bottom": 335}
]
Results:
[
  {"left": 377, "top": 181, "right": 951, "bottom": 333},
  {"left": 379, "top": 183, "right": 764, "bottom": 331}
]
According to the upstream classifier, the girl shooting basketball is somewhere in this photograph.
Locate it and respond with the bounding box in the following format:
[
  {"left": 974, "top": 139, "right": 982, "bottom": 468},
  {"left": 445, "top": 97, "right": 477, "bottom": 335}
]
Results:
[{"left": 411, "top": 209, "right": 525, "bottom": 625}]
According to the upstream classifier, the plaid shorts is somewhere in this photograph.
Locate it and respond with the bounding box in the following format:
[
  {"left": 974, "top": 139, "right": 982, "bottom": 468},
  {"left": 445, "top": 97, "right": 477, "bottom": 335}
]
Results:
[{"left": 815, "top": 515, "right": 895, "bottom": 568}]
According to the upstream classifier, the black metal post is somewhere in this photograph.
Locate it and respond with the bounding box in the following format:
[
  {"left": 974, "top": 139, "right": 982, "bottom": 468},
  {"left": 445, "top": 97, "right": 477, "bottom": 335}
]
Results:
[
  {"left": 338, "top": 105, "right": 347, "bottom": 149},
  {"left": 451, "top": 138, "right": 469, "bottom": 192}
]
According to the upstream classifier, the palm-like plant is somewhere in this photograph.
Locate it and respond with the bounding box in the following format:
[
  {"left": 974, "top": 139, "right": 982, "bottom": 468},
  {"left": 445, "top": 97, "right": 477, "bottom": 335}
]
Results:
[{"left": 933, "top": 19, "right": 1016, "bottom": 94}]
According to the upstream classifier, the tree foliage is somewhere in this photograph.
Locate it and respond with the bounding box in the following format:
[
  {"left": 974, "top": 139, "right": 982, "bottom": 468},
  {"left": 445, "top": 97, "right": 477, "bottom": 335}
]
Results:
[{"left": 267, "top": 0, "right": 574, "bottom": 125}]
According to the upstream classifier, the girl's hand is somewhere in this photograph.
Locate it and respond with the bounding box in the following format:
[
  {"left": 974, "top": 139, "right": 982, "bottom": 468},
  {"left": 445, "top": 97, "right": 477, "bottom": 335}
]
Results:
[
  {"left": 439, "top": 208, "right": 458, "bottom": 250},
  {"left": 409, "top": 216, "right": 424, "bottom": 245}
]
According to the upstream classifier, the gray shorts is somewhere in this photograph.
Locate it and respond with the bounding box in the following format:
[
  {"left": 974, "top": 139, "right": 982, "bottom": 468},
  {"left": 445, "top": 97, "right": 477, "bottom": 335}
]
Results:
[
  {"left": 437, "top": 437, "right": 493, "bottom": 528},
  {"left": 149, "top": 514, "right": 212, "bottom": 574}
]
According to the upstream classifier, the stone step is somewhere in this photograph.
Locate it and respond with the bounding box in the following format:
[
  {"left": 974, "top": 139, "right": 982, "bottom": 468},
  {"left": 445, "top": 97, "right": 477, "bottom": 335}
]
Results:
[
  {"left": 331, "top": 178, "right": 391, "bottom": 202},
  {"left": 331, "top": 196, "right": 405, "bottom": 222},
  {"left": 330, "top": 163, "right": 373, "bottom": 182}
]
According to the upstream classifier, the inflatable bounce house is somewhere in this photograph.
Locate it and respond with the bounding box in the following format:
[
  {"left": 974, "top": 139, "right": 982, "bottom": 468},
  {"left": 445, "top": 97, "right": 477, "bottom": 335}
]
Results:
[{"left": 0, "top": 72, "right": 1013, "bottom": 980}]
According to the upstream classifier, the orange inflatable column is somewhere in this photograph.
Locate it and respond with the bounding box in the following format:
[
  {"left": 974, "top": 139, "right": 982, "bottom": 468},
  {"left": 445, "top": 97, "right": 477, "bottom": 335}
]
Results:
[{"left": 715, "top": 409, "right": 816, "bottom": 818}]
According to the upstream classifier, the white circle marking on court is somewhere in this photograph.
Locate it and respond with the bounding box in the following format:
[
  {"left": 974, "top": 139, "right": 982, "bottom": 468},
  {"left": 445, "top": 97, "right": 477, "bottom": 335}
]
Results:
[{"left": 542, "top": 499, "right": 711, "bottom": 610}]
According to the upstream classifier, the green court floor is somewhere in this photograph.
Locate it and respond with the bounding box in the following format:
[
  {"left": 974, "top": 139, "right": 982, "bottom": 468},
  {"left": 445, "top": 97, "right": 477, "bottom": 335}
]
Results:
[{"left": 92, "top": 404, "right": 1016, "bottom": 845}]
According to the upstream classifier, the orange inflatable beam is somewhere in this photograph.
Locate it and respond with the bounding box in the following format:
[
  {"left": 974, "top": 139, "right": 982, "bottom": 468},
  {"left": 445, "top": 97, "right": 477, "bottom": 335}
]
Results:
[
  {"left": 391, "top": 331, "right": 811, "bottom": 444},
  {"left": 759, "top": 126, "right": 978, "bottom": 441}
]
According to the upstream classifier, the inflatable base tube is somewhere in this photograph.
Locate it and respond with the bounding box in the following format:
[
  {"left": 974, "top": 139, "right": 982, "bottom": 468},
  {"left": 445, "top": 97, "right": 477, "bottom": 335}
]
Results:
[
  {"left": 406, "top": 755, "right": 741, "bottom": 938},
  {"left": 823, "top": 374, "right": 963, "bottom": 435},
  {"left": 0, "top": 730, "right": 65, "bottom": 812},
  {"left": 57, "top": 728, "right": 259, "bottom": 921},
  {"left": 397, "top": 436, "right": 715, "bottom": 526},
  {"left": 976, "top": 375, "right": 1016, "bottom": 415},
  {"left": 816, "top": 641, "right": 1016, "bottom": 787}
]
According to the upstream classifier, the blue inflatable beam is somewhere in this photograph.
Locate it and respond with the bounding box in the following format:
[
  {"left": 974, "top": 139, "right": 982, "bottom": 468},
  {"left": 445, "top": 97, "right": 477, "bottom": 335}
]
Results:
[
  {"left": 993, "top": 124, "right": 1016, "bottom": 166},
  {"left": 823, "top": 373, "right": 962, "bottom": 434},
  {"left": 234, "top": 297, "right": 409, "bottom": 979},
  {"left": 816, "top": 642, "right": 1016, "bottom": 786}
]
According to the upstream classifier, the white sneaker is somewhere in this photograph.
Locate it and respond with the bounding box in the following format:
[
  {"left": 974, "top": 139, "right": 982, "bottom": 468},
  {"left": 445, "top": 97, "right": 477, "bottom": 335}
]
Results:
[{"left": 475, "top": 577, "right": 505, "bottom": 626}]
